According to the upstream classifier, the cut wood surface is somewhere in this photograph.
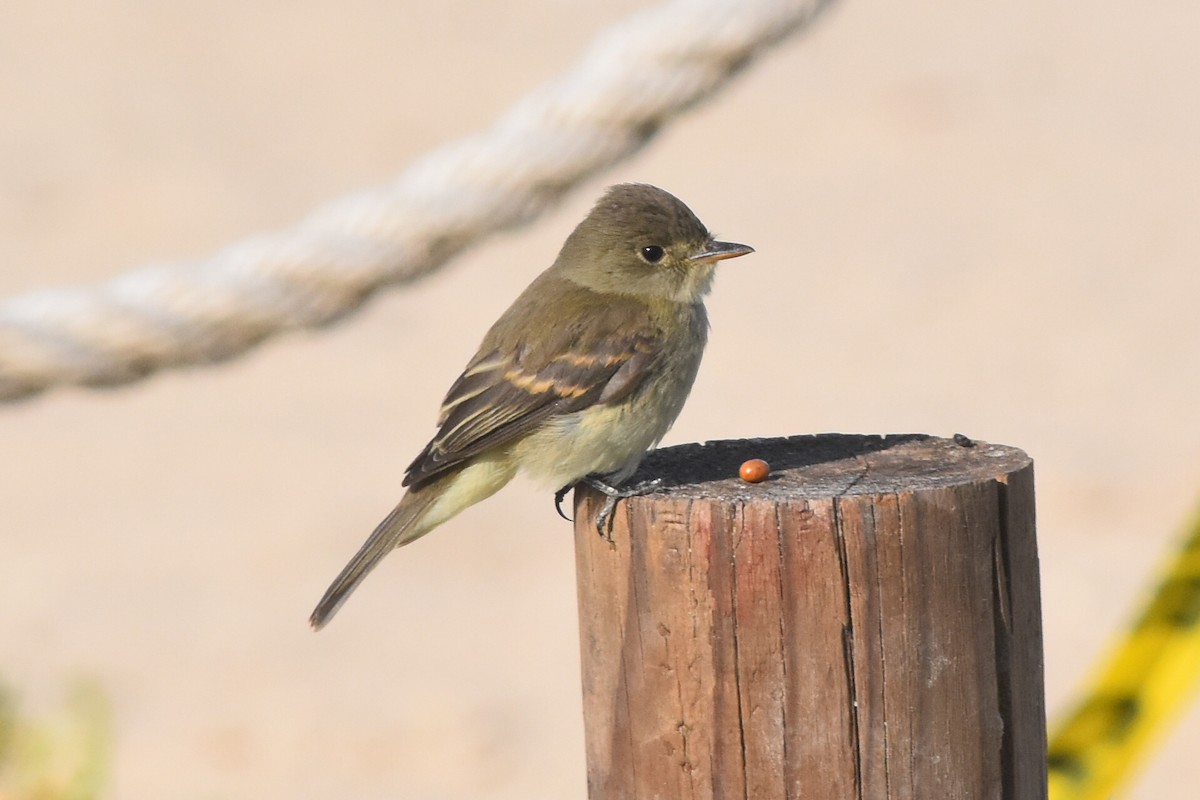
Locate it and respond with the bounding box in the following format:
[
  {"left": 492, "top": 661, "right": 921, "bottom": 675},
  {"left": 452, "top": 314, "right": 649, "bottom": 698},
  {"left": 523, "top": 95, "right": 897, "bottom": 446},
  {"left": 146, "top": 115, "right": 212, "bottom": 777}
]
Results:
[{"left": 574, "top": 433, "right": 1046, "bottom": 800}]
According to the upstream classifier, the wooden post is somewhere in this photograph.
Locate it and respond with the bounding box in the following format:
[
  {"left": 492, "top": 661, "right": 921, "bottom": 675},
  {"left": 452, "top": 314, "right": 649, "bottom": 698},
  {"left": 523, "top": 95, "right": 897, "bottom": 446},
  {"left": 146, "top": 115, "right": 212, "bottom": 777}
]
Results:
[{"left": 573, "top": 434, "right": 1046, "bottom": 799}]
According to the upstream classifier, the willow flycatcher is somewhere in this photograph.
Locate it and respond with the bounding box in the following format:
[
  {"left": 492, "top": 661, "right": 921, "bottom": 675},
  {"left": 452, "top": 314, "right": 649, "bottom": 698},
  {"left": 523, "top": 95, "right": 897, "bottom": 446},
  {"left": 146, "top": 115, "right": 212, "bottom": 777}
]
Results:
[{"left": 310, "top": 183, "right": 752, "bottom": 628}]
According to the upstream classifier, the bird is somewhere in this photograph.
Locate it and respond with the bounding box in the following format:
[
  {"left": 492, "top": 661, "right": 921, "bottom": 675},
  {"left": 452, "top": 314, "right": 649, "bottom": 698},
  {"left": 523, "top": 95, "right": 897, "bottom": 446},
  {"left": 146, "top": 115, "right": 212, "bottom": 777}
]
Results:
[{"left": 309, "top": 183, "right": 752, "bottom": 629}]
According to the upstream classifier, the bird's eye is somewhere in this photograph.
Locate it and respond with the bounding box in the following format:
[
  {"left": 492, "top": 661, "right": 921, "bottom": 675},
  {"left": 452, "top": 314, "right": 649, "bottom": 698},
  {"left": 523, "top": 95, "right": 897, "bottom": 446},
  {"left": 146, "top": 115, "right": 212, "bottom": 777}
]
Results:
[{"left": 639, "top": 245, "right": 665, "bottom": 264}]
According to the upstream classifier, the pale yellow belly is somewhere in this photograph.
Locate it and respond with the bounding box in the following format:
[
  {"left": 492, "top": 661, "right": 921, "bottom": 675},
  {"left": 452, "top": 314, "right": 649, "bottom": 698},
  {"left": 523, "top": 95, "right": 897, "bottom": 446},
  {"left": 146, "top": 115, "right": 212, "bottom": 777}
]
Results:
[{"left": 512, "top": 357, "right": 699, "bottom": 488}]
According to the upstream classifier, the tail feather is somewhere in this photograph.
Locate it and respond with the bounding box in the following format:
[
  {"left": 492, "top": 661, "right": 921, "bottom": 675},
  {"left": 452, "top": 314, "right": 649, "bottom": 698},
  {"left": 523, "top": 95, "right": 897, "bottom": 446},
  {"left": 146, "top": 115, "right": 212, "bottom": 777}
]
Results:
[
  {"left": 309, "top": 487, "right": 439, "bottom": 630},
  {"left": 310, "top": 453, "right": 518, "bottom": 630}
]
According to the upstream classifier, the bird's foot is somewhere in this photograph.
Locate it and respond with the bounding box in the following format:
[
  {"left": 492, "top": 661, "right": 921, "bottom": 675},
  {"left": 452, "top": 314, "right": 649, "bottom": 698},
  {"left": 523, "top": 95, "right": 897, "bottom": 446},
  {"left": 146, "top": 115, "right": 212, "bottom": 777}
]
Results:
[{"left": 580, "top": 475, "right": 664, "bottom": 542}]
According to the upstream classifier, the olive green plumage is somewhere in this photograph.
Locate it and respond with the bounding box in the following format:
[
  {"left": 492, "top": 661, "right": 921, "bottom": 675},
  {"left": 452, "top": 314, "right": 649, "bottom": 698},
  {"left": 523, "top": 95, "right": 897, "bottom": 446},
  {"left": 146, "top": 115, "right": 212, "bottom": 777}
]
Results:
[{"left": 310, "top": 183, "right": 752, "bottom": 629}]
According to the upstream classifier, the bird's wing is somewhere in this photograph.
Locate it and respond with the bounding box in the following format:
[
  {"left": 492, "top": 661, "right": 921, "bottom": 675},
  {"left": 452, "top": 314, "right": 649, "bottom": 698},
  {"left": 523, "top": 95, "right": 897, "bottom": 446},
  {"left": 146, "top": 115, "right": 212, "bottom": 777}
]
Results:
[{"left": 402, "top": 322, "right": 661, "bottom": 489}]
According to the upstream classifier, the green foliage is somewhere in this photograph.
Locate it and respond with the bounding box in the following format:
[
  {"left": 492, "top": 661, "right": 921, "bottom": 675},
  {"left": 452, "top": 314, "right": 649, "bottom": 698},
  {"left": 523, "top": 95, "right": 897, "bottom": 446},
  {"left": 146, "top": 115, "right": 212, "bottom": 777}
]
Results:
[{"left": 0, "top": 682, "right": 109, "bottom": 800}]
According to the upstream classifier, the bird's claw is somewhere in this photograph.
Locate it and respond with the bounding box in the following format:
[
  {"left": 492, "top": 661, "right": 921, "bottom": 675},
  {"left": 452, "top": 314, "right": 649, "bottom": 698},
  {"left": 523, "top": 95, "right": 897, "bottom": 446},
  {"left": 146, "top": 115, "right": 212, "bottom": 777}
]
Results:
[
  {"left": 554, "top": 484, "right": 573, "bottom": 522},
  {"left": 580, "top": 476, "right": 664, "bottom": 542}
]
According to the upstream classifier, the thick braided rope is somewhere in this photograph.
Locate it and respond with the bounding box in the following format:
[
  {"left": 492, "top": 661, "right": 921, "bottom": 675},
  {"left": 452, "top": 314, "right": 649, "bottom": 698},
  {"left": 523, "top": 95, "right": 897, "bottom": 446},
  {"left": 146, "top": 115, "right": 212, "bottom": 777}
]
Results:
[{"left": 0, "top": 0, "right": 831, "bottom": 402}]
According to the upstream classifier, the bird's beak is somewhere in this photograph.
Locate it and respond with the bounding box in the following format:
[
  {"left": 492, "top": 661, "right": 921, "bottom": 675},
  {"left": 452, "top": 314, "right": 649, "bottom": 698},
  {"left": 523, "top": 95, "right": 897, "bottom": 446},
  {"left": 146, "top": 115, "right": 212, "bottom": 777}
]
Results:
[{"left": 689, "top": 240, "right": 755, "bottom": 263}]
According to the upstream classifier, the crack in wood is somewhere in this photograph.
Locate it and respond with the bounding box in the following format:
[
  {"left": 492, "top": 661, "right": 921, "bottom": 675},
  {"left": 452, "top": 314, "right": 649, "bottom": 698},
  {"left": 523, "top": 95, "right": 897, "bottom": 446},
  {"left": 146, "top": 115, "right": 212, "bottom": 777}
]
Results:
[
  {"left": 774, "top": 502, "right": 792, "bottom": 800},
  {"left": 871, "top": 501, "right": 892, "bottom": 799},
  {"left": 730, "top": 503, "right": 751, "bottom": 800},
  {"left": 833, "top": 498, "right": 865, "bottom": 796}
]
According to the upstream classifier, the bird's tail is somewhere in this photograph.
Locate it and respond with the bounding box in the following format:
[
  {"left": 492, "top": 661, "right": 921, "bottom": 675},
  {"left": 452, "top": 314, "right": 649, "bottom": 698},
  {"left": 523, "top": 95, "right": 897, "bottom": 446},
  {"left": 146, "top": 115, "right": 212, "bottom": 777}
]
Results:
[
  {"left": 308, "top": 484, "right": 442, "bottom": 630},
  {"left": 309, "top": 455, "right": 517, "bottom": 630}
]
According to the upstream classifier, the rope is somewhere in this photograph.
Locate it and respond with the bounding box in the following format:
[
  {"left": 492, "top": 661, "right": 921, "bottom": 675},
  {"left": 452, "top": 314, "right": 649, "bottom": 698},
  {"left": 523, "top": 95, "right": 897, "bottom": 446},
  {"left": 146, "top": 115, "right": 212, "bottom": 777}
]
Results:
[{"left": 0, "top": 0, "right": 833, "bottom": 403}]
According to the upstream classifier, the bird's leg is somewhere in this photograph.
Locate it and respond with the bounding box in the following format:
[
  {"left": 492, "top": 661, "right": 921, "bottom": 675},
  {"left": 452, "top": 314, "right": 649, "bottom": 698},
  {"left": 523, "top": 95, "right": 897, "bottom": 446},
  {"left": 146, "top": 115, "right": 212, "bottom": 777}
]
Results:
[{"left": 580, "top": 475, "right": 664, "bottom": 541}]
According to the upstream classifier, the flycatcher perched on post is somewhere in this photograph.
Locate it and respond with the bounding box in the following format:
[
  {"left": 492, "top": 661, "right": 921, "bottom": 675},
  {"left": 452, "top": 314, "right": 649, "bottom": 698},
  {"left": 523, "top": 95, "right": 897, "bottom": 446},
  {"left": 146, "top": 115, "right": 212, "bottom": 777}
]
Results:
[{"left": 310, "top": 183, "right": 752, "bottom": 629}]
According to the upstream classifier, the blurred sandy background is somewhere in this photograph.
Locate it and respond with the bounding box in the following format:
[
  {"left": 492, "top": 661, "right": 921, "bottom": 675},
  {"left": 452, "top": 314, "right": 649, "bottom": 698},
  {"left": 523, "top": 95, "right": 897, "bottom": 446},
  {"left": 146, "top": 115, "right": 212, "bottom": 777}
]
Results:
[{"left": 2, "top": 1, "right": 1198, "bottom": 798}]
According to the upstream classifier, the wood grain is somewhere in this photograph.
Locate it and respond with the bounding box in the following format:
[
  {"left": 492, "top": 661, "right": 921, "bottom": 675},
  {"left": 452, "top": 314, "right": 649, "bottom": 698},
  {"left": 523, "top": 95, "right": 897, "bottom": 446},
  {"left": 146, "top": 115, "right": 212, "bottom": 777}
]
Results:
[{"left": 574, "top": 434, "right": 1046, "bottom": 799}]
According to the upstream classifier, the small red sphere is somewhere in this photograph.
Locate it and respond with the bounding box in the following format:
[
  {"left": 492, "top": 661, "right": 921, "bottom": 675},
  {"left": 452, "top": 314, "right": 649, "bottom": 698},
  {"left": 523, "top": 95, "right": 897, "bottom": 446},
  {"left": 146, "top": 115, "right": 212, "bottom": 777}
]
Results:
[{"left": 739, "top": 458, "right": 770, "bottom": 483}]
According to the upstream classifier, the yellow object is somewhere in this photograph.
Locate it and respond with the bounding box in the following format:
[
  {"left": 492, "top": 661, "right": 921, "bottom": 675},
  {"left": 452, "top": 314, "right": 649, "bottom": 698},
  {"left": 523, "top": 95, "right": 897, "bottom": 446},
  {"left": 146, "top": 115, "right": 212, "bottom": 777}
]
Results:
[
  {"left": 0, "top": 681, "right": 109, "bottom": 800},
  {"left": 1048, "top": 507, "right": 1200, "bottom": 799}
]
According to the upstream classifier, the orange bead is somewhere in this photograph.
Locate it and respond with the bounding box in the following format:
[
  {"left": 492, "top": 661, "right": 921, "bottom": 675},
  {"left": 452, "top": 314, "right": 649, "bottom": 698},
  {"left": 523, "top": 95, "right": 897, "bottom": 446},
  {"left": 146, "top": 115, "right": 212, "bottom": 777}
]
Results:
[{"left": 739, "top": 458, "right": 770, "bottom": 483}]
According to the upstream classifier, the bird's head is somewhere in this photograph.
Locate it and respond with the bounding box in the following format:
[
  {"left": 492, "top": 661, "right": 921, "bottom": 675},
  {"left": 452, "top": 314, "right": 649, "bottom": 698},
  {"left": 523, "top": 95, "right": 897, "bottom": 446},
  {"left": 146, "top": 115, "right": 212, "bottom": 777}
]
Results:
[{"left": 554, "top": 183, "right": 753, "bottom": 303}]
